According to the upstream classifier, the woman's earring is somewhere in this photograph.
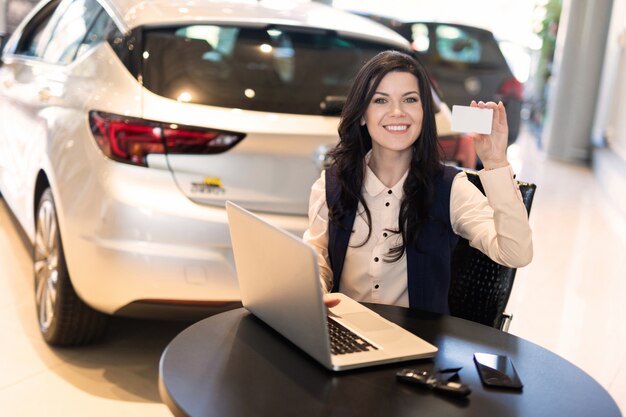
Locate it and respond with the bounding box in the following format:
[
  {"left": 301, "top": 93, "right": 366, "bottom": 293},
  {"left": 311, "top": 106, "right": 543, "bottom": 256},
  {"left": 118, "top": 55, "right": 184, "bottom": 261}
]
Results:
[{"left": 360, "top": 118, "right": 366, "bottom": 126}]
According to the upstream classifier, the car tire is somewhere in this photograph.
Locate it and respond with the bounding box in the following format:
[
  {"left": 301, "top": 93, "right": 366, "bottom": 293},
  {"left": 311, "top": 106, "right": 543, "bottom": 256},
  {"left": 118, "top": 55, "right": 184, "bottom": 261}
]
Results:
[{"left": 34, "top": 188, "right": 108, "bottom": 346}]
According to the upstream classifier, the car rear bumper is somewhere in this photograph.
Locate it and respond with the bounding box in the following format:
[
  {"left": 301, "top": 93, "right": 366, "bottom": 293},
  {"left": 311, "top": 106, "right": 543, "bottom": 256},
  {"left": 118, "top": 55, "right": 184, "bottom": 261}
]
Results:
[{"left": 58, "top": 156, "right": 309, "bottom": 315}]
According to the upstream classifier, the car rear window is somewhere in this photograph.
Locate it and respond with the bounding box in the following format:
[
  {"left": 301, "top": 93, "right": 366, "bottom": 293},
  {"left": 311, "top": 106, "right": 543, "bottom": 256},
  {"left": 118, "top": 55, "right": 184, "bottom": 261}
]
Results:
[
  {"left": 141, "top": 24, "right": 400, "bottom": 115},
  {"left": 433, "top": 24, "right": 506, "bottom": 68},
  {"left": 406, "top": 23, "right": 506, "bottom": 70}
]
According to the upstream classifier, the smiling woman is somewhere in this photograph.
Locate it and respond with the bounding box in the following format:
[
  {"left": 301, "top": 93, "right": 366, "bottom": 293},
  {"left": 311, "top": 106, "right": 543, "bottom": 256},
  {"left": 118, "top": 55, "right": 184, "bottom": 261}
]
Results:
[
  {"left": 303, "top": 50, "right": 532, "bottom": 313},
  {"left": 363, "top": 71, "right": 424, "bottom": 169}
]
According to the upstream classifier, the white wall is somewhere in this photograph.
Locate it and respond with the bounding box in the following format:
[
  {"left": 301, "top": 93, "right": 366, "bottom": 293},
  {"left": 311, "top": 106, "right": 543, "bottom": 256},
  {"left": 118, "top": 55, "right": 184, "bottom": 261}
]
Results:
[
  {"left": 590, "top": 0, "right": 626, "bottom": 217},
  {"left": 607, "top": 39, "right": 626, "bottom": 161},
  {"left": 598, "top": 0, "right": 626, "bottom": 164},
  {"left": 593, "top": 0, "right": 626, "bottom": 159},
  {"left": 0, "top": 0, "right": 7, "bottom": 32}
]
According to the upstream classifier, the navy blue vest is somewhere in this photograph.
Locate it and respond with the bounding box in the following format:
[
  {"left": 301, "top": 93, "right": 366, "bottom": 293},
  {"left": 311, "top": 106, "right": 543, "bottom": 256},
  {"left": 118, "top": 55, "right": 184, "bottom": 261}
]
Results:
[{"left": 325, "top": 165, "right": 460, "bottom": 314}]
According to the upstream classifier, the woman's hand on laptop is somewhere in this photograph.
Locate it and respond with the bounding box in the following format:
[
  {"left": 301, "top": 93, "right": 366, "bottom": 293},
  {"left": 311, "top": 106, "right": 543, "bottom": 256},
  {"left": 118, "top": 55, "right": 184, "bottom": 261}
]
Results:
[{"left": 323, "top": 293, "right": 341, "bottom": 308}]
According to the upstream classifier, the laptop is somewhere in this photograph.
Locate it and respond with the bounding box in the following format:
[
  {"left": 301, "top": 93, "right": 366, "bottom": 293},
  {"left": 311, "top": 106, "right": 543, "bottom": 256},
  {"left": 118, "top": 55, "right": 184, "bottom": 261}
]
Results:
[{"left": 225, "top": 201, "right": 438, "bottom": 371}]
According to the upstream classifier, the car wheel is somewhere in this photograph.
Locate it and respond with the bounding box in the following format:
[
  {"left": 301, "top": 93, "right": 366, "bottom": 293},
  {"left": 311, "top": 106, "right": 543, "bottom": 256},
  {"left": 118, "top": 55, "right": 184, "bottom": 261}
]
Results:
[{"left": 34, "top": 188, "right": 108, "bottom": 346}]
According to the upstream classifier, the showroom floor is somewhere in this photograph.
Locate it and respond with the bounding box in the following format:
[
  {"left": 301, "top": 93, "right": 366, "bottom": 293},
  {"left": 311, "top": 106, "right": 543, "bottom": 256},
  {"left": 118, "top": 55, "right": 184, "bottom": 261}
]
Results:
[{"left": 0, "top": 123, "right": 624, "bottom": 416}]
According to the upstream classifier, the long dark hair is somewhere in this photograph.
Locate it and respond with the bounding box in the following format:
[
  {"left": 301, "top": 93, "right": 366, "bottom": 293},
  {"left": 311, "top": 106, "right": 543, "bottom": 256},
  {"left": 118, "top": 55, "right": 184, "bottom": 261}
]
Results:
[{"left": 327, "top": 50, "right": 443, "bottom": 261}]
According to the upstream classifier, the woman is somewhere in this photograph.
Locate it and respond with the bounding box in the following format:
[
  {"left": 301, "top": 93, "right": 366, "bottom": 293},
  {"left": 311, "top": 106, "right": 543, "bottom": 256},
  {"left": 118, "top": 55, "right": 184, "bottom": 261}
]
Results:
[{"left": 303, "top": 50, "right": 532, "bottom": 313}]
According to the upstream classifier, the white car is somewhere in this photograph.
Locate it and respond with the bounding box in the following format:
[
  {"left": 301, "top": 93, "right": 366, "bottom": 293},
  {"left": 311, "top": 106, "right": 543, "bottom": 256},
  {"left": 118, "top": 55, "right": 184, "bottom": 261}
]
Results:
[{"left": 0, "top": 0, "right": 459, "bottom": 345}]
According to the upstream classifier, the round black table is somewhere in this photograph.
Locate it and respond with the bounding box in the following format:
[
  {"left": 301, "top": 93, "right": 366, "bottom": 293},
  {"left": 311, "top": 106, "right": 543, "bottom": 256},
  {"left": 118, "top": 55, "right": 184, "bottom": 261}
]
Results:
[{"left": 159, "top": 305, "right": 621, "bottom": 417}]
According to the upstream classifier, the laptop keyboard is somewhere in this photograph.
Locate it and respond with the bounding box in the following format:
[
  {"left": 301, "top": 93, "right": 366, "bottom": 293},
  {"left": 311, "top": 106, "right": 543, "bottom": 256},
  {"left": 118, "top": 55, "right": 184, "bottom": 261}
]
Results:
[{"left": 327, "top": 317, "right": 378, "bottom": 355}]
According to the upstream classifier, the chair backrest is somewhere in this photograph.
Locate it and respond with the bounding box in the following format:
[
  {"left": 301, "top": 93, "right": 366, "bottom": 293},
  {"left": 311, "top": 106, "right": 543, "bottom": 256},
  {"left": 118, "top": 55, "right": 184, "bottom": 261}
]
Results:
[{"left": 448, "top": 171, "right": 536, "bottom": 329}]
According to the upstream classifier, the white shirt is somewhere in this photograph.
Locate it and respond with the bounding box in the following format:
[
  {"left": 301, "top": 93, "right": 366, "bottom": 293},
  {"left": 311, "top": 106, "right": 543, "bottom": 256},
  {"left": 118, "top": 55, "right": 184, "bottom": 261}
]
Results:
[{"left": 303, "top": 160, "right": 533, "bottom": 308}]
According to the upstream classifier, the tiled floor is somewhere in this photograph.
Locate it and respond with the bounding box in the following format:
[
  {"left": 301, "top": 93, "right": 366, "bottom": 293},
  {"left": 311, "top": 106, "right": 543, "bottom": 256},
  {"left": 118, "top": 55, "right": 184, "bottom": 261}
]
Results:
[
  {"left": 0, "top": 123, "right": 624, "bottom": 416},
  {"left": 507, "top": 125, "right": 626, "bottom": 410}
]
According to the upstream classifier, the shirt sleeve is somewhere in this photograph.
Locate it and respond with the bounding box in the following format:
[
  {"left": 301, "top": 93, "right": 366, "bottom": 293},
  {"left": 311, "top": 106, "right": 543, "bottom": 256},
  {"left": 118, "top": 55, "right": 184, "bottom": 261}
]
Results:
[
  {"left": 302, "top": 171, "right": 334, "bottom": 292},
  {"left": 450, "top": 166, "right": 533, "bottom": 268}
]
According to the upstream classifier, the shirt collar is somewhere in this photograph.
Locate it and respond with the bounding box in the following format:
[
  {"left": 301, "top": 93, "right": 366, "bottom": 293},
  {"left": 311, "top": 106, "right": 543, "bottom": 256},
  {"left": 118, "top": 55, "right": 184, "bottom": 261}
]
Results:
[{"left": 363, "top": 151, "right": 407, "bottom": 198}]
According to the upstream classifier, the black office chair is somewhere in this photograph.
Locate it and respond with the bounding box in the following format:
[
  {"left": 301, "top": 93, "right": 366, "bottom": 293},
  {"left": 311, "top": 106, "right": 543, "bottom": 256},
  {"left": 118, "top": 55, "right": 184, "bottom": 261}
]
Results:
[{"left": 448, "top": 171, "right": 536, "bottom": 331}]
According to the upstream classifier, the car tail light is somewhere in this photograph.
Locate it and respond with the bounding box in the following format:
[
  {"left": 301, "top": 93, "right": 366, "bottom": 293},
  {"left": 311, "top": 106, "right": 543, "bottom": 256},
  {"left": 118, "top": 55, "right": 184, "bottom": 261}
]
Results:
[
  {"left": 89, "top": 111, "right": 246, "bottom": 167},
  {"left": 497, "top": 77, "right": 523, "bottom": 102},
  {"left": 438, "top": 133, "right": 476, "bottom": 168},
  {"left": 437, "top": 134, "right": 459, "bottom": 161}
]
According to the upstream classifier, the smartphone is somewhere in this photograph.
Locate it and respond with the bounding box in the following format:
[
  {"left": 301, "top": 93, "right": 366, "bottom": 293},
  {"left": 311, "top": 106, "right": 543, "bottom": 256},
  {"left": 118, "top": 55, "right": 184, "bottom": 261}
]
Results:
[{"left": 473, "top": 353, "right": 523, "bottom": 389}]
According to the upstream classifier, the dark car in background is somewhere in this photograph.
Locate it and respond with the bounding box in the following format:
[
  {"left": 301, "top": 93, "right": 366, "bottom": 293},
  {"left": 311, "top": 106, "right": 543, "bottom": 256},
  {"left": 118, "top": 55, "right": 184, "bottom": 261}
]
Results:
[{"left": 355, "top": 14, "right": 523, "bottom": 145}]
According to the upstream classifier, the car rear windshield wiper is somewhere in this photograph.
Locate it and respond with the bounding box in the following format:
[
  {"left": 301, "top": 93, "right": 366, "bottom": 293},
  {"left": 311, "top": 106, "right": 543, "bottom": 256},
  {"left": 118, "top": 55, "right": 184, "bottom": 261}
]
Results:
[{"left": 320, "top": 95, "right": 346, "bottom": 115}]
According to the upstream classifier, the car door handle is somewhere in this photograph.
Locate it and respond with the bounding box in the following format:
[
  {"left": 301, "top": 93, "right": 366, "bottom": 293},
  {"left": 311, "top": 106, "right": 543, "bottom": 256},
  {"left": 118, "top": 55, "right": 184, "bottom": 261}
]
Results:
[
  {"left": 38, "top": 87, "right": 52, "bottom": 101},
  {"left": 39, "top": 87, "right": 63, "bottom": 102}
]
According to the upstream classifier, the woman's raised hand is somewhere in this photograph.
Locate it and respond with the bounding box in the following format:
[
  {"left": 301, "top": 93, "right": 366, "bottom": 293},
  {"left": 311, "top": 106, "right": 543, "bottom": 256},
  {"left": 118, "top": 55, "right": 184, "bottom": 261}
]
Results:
[{"left": 470, "top": 100, "right": 509, "bottom": 170}]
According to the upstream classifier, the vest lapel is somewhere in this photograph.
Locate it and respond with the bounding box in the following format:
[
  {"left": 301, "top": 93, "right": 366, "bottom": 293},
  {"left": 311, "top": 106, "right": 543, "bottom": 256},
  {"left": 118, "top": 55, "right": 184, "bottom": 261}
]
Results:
[
  {"left": 325, "top": 164, "right": 459, "bottom": 314},
  {"left": 325, "top": 167, "right": 356, "bottom": 292}
]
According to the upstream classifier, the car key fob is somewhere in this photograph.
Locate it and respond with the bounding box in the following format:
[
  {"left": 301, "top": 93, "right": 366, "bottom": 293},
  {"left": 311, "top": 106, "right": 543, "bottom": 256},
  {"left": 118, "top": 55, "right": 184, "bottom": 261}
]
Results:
[
  {"left": 396, "top": 369, "right": 433, "bottom": 387},
  {"left": 433, "top": 380, "right": 472, "bottom": 397},
  {"left": 397, "top": 368, "right": 471, "bottom": 398}
]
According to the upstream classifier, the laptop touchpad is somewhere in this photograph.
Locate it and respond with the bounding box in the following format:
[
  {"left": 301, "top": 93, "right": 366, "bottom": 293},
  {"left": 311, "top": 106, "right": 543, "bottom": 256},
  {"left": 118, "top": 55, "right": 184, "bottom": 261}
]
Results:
[{"left": 342, "top": 312, "right": 394, "bottom": 332}]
